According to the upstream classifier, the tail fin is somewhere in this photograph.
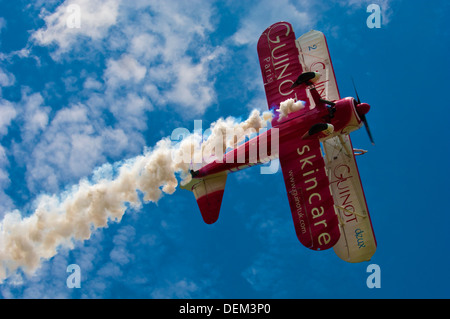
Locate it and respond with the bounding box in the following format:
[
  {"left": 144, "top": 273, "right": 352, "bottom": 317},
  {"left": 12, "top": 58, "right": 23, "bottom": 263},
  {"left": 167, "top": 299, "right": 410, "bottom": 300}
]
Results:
[{"left": 181, "top": 172, "right": 228, "bottom": 224}]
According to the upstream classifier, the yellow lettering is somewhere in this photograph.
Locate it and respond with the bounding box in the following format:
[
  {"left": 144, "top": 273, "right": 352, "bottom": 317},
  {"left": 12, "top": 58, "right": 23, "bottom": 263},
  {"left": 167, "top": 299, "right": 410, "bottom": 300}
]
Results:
[
  {"left": 318, "top": 233, "right": 331, "bottom": 246},
  {"left": 268, "top": 23, "right": 291, "bottom": 44},
  {"left": 305, "top": 177, "right": 318, "bottom": 191},
  {"left": 308, "top": 193, "right": 321, "bottom": 204},
  {"left": 297, "top": 145, "right": 310, "bottom": 156},
  {"left": 271, "top": 44, "right": 288, "bottom": 60},
  {"left": 275, "top": 62, "right": 291, "bottom": 80},
  {"left": 314, "top": 219, "right": 327, "bottom": 228},
  {"left": 279, "top": 80, "right": 294, "bottom": 96},
  {"left": 311, "top": 206, "right": 324, "bottom": 219}
]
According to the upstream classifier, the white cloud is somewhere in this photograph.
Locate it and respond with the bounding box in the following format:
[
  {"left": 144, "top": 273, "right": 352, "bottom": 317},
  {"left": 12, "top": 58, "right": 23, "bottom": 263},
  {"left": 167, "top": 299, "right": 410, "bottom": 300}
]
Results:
[
  {"left": 0, "top": 145, "right": 14, "bottom": 217},
  {"left": 0, "top": 99, "right": 16, "bottom": 137},
  {"left": 104, "top": 54, "right": 147, "bottom": 86},
  {"left": 151, "top": 279, "right": 199, "bottom": 299},
  {"left": 4, "top": 85, "right": 150, "bottom": 194},
  {"left": 0, "top": 17, "right": 5, "bottom": 31},
  {"left": 118, "top": 0, "right": 223, "bottom": 115},
  {"left": 129, "top": 33, "right": 161, "bottom": 61},
  {"left": 109, "top": 225, "right": 135, "bottom": 265},
  {"left": 32, "top": 0, "right": 121, "bottom": 54},
  {"left": 20, "top": 103, "right": 100, "bottom": 192},
  {"left": 19, "top": 91, "right": 51, "bottom": 143},
  {"left": 0, "top": 17, "right": 5, "bottom": 48},
  {"left": 18, "top": 95, "right": 148, "bottom": 194},
  {"left": 164, "top": 55, "right": 218, "bottom": 115},
  {"left": 0, "top": 67, "right": 15, "bottom": 87},
  {"left": 31, "top": 0, "right": 225, "bottom": 116},
  {"left": 83, "top": 77, "right": 103, "bottom": 91}
]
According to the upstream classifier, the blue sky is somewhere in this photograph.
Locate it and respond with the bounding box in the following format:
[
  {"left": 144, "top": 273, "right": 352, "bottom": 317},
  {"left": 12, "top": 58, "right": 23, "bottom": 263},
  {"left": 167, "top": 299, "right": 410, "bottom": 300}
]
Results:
[{"left": 0, "top": 0, "right": 449, "bottom": 298}]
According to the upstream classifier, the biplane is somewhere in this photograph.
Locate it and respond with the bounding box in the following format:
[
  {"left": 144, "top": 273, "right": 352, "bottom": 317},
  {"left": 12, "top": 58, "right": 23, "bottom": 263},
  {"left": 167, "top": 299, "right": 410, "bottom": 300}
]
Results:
[{"left": 182, "top": 22, "right": 376, "bottom": 263}]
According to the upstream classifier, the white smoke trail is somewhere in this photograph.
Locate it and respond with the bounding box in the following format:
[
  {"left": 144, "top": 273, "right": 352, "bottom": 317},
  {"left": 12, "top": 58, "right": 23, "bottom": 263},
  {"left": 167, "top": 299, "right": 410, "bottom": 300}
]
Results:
[
  {"left": 0, "top": 109, "right": 273, "bottom": 283},
  {"left": 277, "top": 98, "right": 305, "bottom": 121}
]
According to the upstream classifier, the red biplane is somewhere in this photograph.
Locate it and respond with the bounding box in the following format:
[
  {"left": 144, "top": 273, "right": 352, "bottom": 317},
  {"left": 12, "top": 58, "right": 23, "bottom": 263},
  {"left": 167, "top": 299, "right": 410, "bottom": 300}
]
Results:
[{"left": 182, "top": 22, "right": 376, "bottom": 263}]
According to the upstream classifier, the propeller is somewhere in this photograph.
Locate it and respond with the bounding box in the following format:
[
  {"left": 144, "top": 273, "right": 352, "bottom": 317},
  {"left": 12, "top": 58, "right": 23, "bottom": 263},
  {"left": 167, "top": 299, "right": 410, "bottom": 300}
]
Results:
[{"left": 352, "top": 78, "right": 375, "bottom": 145}]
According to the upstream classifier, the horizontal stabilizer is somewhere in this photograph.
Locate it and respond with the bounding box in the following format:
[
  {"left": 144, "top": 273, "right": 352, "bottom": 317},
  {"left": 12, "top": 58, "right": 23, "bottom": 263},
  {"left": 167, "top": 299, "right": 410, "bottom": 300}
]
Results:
[{"left": 182, "top": 173, "right": 228, "bottom": 225}]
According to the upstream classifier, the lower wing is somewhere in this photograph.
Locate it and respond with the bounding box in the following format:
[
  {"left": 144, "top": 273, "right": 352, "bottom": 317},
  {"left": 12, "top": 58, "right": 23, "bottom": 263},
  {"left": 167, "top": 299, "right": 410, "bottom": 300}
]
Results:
[{"left": 279, "top": 137, "right": 340, "bottom": 251}]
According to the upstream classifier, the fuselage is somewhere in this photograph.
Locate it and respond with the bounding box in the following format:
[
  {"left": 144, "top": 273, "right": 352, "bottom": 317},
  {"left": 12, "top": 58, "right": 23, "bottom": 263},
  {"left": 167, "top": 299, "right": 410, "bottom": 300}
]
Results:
[{"left": 193, "top": 97, "right": 365, "bottom": 178}]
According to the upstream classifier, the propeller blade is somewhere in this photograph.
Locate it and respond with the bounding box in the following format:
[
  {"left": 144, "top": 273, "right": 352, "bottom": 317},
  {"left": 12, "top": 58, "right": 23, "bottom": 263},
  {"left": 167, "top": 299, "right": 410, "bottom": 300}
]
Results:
[
  {"left": 352, "top": 78, "right": 374, "bottom": 145},
  {"left": 351, "top": 77, "right": 361, "bottom": 104},
  {"left": 360, "top": 114, "right": 375, "bottom": 145}
]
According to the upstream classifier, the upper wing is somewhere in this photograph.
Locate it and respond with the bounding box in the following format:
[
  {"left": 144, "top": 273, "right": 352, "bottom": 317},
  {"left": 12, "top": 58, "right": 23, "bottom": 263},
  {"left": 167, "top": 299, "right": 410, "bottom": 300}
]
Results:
[
  {"left": 257, "top": 22, "right": 310, "bottom": 117},
  {"left": 323, "top": 136, "right": 377, "bottom": 262},
  {"left": 297, "top": 30, "right": 377, "bottom": 262},
  {"left": 279, "top": 137, "right": 340, "bottom": 251},
  {"left": 296, "top": 30, "right": 340, "bottom": 103}
]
